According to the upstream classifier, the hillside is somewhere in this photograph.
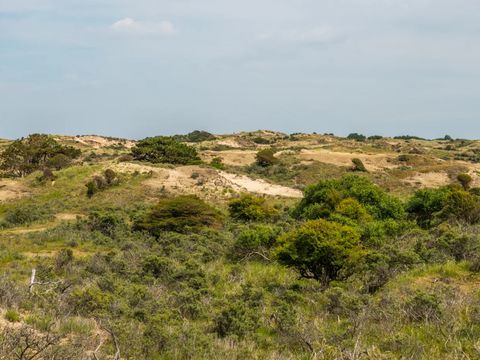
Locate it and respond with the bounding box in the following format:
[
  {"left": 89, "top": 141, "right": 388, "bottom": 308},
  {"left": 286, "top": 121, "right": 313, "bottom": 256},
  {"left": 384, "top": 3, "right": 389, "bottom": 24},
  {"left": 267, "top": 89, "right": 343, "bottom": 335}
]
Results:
[{"left": 1, "top": 131, "right": 480, "bottom": 358}]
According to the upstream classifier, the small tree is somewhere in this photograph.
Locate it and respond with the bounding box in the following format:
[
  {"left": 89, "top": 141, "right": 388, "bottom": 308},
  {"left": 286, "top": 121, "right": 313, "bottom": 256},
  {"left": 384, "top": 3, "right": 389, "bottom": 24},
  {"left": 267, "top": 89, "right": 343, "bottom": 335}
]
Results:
[
  {"left": 255, "top": 149, "right": 277, "bottom": 167},
  {"left": 457, "top": 173, "right": 473, "bottom": 190},
  {"left": 275, "top": 219, "right": 361, "bottom": 284}
]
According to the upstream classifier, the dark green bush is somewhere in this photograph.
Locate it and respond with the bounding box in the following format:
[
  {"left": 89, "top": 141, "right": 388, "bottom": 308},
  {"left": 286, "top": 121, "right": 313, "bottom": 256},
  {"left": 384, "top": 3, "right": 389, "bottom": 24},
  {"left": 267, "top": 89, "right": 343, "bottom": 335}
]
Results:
[
  {"left": 347, "top": 133, "right": 366, "bottom": 142},
  {"left": 134, "top": 195, "right": 222, "bottom": 235},
  {"left": 174, "top": 130, "right": 216, "bottom": 143},
  {"left": 132, "top": 136, "right": 200, "bottom": 164},
  {"left": 351, "top": 158, "right": 367, "bottom": 172},
  {"left": 255, "top": 148, "right": 277, "bottom": 167}
]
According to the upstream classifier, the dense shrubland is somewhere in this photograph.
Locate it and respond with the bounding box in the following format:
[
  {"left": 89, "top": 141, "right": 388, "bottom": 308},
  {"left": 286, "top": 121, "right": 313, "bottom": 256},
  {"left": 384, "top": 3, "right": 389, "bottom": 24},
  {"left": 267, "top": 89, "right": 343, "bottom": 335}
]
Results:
[{"left": 4, "top": 134, "right": 480, "bottom": 358}]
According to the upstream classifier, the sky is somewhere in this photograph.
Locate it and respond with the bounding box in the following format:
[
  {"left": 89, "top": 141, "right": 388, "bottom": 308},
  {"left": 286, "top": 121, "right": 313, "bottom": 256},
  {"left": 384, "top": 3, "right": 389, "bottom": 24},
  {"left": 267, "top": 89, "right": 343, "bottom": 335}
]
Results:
[{"left": 1, "top": 0, "right": 480, "bottom": 139}]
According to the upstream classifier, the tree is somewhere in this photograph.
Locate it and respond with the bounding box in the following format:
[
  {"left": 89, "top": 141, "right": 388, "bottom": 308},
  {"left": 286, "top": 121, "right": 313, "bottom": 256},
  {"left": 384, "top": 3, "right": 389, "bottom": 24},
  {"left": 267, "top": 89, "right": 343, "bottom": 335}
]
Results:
[
  {"left": 131, "top": 136, "right": 200, "bottom": 164},
  {"left": 134, "top": 195, "right": 222, "bottom": 235},
  {"left": 457, "top": 173, "right": 473, "bottom": 190},
  {"left": 0, "top": 134, "right": 80, "bottom": 177},
  {"left": 275, "top": 219, "right": 361, "bottom": 284},
  {"left": 255, "top": 149, "right": 277, "bottom": 167}
]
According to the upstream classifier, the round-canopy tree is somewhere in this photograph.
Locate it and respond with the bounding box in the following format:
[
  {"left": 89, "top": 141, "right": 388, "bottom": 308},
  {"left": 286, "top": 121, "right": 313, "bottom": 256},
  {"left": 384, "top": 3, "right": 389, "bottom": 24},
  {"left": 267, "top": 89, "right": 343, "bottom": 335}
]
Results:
[{"left": 275, "top": 219, "right": 361, "bottom": 284}]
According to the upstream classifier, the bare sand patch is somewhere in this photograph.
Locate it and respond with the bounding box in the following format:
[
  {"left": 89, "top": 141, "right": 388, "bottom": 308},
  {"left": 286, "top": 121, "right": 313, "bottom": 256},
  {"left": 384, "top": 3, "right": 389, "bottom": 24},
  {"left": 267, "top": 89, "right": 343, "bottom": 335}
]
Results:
[
  {"left": 403, "top": 172, "right": 451, "bottom": 188},
  {"left": 200, "top": 150, "right": 257, "bottom": 166},
  {"left": 0, "top": 179, "right": 29, "bottom": 201},
  {"left": 298, "top": 149, "right": 397, "bottom": 171}
]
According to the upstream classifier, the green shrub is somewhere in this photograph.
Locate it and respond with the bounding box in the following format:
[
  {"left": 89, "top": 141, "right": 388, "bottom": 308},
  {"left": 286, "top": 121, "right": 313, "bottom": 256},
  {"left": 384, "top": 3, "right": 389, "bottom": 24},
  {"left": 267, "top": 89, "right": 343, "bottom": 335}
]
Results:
[
  {"left": 233, "top": 224, "right": 281, "bottom": 256},
  {"left": 406, "top": 187, "right": 453, "bottom": 228},
  {"left": 2, "top": 203, "right": 54, "bottom": 227},
  {"left": 347, "top": 133, "right": 366, "bottom": 142},
  {"left": 275, "top": 219, "right": 361, "bottom": 283},
  {"left": 255, "top": 148, "right": 277, "bottom": 167},
  {"left": 46, "top": 153, "right": 72, "bottom": 170},
  {"left": 457, "top": 173, "right": 473, "bottom": 190},
  {"left": 228, "top": 194, "right": 278, "bottom": 221},
  {"left": 134, "top": 195, "right": 222, "bottom": 235},
  {"left": 132, "top": 136, "right": 200, "bottom": 164},
  {"left": 351, "top": 158, "right": 367, "bottom": 172},
  {"left": 294, "top": 175, "right": 404, "bottom": 221},
  {"left": 441, "top": 190, "right": 480, "bottom": 224},
  {"left": 174, "top": 130, "right": 216, "bottom": 143},
  {"left": 4, "top": 309, "right": 20, "bottom": 322}
]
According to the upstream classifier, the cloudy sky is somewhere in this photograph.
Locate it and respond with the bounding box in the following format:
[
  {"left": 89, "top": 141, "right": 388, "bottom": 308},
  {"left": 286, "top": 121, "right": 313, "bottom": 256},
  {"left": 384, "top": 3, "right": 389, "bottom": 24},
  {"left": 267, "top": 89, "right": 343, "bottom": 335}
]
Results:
[{"left": 1, "top": 0, "right": 480, "bottom": 139}]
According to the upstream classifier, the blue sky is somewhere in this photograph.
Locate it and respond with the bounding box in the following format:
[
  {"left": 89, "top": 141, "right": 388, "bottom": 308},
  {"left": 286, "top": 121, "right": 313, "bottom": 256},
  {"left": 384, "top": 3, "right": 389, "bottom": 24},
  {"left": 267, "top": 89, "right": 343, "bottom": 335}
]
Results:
[{"left": 1, "top": 0, "right": 480, "bottom": 139}]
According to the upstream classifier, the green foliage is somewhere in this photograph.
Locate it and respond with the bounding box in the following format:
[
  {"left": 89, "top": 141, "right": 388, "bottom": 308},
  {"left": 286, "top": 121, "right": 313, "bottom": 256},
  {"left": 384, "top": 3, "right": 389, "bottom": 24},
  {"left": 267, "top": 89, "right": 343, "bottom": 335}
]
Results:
[
  {"left": 46, "top": 153, "right": 72, "bottom": 170},
  {"left": 132, "top": 136, "right": 200, "bottom": 164},
  {"left": 210, "top": 157, "right": 225, "bottom": 170},
  {"left": 85, "top": 169, "right": 119, "bottom": 197},
  {"left": 1, "top": 202, "right": 54, "bottom": 227},
  {"left": 406, "top": 186, "right": 453, "bottom": 228},
  {"left": 294, "top": 175, "right": 404, "bottom": 221},
  {"left": 0, "top": 134, "right": 80, "bottom": 177},
  {"left": 275, "top": 219, "right": 361, "bottom": 283},
  {"left": 134, "top": 195, "right": 222, "bottom": 235},
  {"left": 457, "top": 173, "right": 473, "bottom": 190},
  {"left": 4, "top": 309, "right": 20, "bottom": 323},
  {"left": 351, "top": 158, "right": 367, "bottom": 172},
  {"left": 88, "top": 210, "right": 123, "bottom": 237},
  {"left": 233, "top": 224, "right": 281, "bottom": 256},
  {"left": 228, "top": 194, "right": 278, "bottom": 221},
  {"left": 404, "top": 291, "right": 442, "bottom": 322},
  {"left": 255, "top": 148, "right": 277, "bottom": 167},
  {"left": 174, "top": 130, "right": 216, "bottom": 143},
  {"left": 347, "top": 133, "right": 366, "bottom": 141}
]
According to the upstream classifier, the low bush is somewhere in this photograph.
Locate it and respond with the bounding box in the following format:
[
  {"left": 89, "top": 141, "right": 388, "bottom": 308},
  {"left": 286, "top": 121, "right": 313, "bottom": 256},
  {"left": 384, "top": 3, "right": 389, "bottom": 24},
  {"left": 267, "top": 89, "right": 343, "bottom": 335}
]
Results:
[
  {"left": 228, "top": 194, "right": 278, "bottom": 221},
  {"left": 132, "top": 136, "right": 200, "bottom": 164}
]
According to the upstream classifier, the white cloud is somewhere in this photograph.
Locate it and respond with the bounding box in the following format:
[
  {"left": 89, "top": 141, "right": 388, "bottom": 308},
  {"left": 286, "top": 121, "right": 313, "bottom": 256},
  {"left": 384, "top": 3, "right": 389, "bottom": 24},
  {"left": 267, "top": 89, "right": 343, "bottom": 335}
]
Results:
[{"left": 111, "top": 18, "right": 175, "bottom": 36}]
